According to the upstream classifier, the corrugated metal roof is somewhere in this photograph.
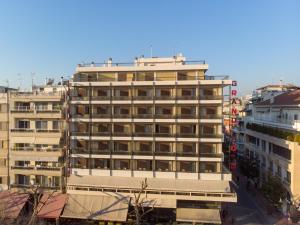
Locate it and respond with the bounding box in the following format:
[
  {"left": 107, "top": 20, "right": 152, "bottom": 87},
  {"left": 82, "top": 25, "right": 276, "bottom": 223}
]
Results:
[
  {"left": 61, "top": 194, "right": 129, "bottom": 222},
  {"left": 37, "top": 193, "right": 68, "bottom": 219},
  {"left": 176, "top": 208, "right": 221, "bottom": 224},
  {"left": 0, "top": 191, "right": 29, "bottom": 219},
  {"left": 67, "top": 175, "right": 231, "bottom": 193}
]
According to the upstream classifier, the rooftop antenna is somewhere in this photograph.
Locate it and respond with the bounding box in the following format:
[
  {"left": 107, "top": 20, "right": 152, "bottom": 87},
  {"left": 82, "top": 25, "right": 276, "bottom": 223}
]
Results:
[{"left": 31, "top": 72, "right": 35, "bottom": 91}]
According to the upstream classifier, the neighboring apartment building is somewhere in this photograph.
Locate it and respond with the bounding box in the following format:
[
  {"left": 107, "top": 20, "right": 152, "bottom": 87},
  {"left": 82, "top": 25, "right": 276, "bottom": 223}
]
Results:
[
  {"left": 67, "top": 55, "right": 236, "bottom": 223},
  {"left": 9, "top": 84, "right": 66, "bottom": 191},
  {"left": 242, "top": 89, "right": 300, "bottom": 199},
  {"left": 0, "top": 91, "right": 9, "bottom": 190}
]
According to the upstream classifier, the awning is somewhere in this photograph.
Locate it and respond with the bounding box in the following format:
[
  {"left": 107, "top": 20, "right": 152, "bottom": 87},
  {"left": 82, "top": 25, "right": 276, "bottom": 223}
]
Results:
[
  {"left": 0, "top": 191, "right": 29, "bottom": 219},
  {"left": 176, "top": 208, "right": 221, "bottom": 224},
  {"left": 37, "top": 193, "right": 68, "bottom": 219},
  {"left": 61, "top": 194, "right": 129, "bottom": 222}
]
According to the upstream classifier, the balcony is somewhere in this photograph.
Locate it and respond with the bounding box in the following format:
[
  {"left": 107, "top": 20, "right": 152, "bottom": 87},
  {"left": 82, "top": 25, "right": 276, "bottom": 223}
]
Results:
[
  {"left": 200, "top": 114, "right": 222, "bottom": 119},
  {"left": 114, "top": 114, "right": 131, "bottom": 118},
  {"left": 91, "top": 132, "right": 111, "bottom": 136},
  {"left": 133, "top": 114, "right": 153, "bottom": 119},
  {"left": 177, "top": 133, "right": 197, "bottom": 138},
  {"left": 200, "top": 95, "right": 223, "bottom": 100},
  {"left": 11, "top": 128, "right": 34, "bottom": 133},
  {"left": 176, "top": 151, "right": 198, "bottom": 157},
  {"left": 11, "top": 106, "right": 33, "bottom": 113},
  {"left": 134, "top": 132, "right": 153, "bottom": 137},
  {"left": 177, "top": 114, "right": 197, "bottom": 119},
  {"left": 155, "top": 151, "right": 176, "bottom": 156},
  {"left": 12, "top": 147, "right": 63, "bottom": 157},
  {"left": 91, "top": 96, "right": 111, "bottom": 100},
  {"left": 200, "top": 134, "right": 223, "bottom": 139},
  {"left": 252, "top": 116, "right": 300, "bottom": 132},
  {"left": 11, "top": 165, "right": 34, "bottom": 170},
  {"left": 199, "top": 153, "right": 223, "bottom": 158},
  {"left": 11, "top": 166, "right": 63, "bottom": 176},
  {"left": 132, "top": 151, "right": 153, "bottom": 155},
  {"left": 112, "top": 150, "right": 131, "bottom": 155},
  {"left": 176, "top": 95, "right": 197, "bottom": 100},
  {"left": 71, "top": 148, "right": 111, "bottom": 155}
]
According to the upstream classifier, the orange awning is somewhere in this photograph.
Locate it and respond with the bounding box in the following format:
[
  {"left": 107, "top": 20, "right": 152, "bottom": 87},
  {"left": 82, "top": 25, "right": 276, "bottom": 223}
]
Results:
[
  {"left": 37, "top": 193, "right": 68, "bottom": 219},
  {"left": 0, "top": 191, "right": 29, "bottom": 219}
]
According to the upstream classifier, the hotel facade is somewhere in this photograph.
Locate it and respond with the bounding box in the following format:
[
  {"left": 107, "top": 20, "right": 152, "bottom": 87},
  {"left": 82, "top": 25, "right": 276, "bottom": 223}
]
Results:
[{"left": 67, "top": 55, "right": 236, "bottom": 223}]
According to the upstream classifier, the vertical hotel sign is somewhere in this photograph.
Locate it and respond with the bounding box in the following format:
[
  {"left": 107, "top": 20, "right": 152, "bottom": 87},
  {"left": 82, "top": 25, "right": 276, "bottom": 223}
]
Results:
[{"left": 230, "top": 80, "right": 238, "bottom": 171}]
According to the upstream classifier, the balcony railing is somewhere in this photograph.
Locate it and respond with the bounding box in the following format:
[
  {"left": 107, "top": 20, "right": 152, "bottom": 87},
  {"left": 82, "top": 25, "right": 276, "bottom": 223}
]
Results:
[
  {"left": 11, "top": 166, "right": 34, "bottom": 170},
  {"left": 71, "top": 94, "right": 224, "bottom": 102},
  {"left": 176, "top": 151, "right": 197, "bottom": 157},
  {"left": 200, "top": 95, "right": 223, "bottom": 100},
  {"left": 36, "top": 166, "right": 61, "bottom": 171},
  {"left": 11, "top": 106, "right": 33, "bottom": 112},
  {"left": 12, "top": 147, "right": 62, "bottom": 152},
  {"left": 155, "top": 151, "right": 176, "bottom": 156},
  {"left": 36, "top": 129, "right": 61, "bottom": 133},
  {"left": 132, "top": 151, "right": 153, "bottom": 155},
  {"left": 11, "top": 128, "right": 34, "bottom": 132}
]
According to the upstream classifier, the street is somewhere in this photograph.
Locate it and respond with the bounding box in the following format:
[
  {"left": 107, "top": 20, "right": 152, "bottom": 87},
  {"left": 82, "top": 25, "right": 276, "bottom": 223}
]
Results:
[{"left": 227, "top": 182, "right": 277, "bottom": 225}]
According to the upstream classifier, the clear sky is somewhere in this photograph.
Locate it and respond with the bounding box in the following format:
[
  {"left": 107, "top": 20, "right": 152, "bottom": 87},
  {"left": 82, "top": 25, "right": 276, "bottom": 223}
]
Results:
[{"left": 0, "top": 0, "right": 299, "bottom": 95}]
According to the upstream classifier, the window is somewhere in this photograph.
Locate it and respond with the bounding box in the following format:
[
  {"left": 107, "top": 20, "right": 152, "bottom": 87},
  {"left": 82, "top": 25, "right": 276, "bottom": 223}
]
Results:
[
  {"left": 93, "top": 159, "right": 110, "bottom": 169},
  {"left": 294, "top": 114, "right": 299, "bottom": 120},
  {"left": 200, "top": 162, "right": 221, "bottom": 173},
  {"left": 35, "top": 102, "right": 48, "bottom": 111},
  {"left": 262, "top": 140, "right": 266, "bottom": 151},
  {"left": 135, "top": 160, "right": 152, "bottom": 171},
  {"left": 0, "top": 177, "right": 2, "bottom": 184},
  {"left": 286, "top": 171, "right": 291, "bottom": 183},
  {"left": 17, "top": 120, "right": 30, "bottom": 129},
  {"left": 177, "top": 161, "right": 196, "bottom": 172},
  {"left": 52, "top": 121, "right": 61, "bottom": 130},
  {"left": 155, "top": 160, "right": 173, "bottom": 172},
  {"left": 36, "top": 121, "right": 48, "bottom": 130},
  {"left": 114, "top": 159, "right": 130, "bottom": 170},
  {"left": 272, "top": 144, "right": 291, "bottom": 160}
]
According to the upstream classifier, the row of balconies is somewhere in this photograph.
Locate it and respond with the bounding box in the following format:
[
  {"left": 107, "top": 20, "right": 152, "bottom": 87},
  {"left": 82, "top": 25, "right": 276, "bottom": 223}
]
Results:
[
  {"left": 71, "top": 147, "right": 222, "bottom": 157},
  {"left": 72, "top": 113, "right": 222, "bottom": 119},
  {"left": 11, "top": 128, "right": 62, "bottom": 133},
  {"left": 71, "top": 158, "right": 222, "bottom": 173},
  {"left": 71, "top": 95, "right": 223, "bottom": 101},
  {"left": 73, "top": 70, "right": 207, "bottom": 82},
  {"left": 71, "top": 86, "right": 221, "bottom": 101},
  {"left": 71, "top": 131, "right": 222, "bottom": 138},
  {"left": 72, "top": 105, "right": 221, "bottom": 119}
]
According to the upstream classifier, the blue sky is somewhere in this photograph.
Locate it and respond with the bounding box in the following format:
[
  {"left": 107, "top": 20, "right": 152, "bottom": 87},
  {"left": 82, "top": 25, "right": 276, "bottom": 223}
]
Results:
[{"left": 0, "top": 0, "right": 299, "bottom": 95}]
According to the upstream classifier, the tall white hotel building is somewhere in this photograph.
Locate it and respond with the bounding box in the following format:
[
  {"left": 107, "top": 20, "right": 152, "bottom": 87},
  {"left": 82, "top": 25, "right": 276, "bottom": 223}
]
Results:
[{"left": 67, "top": 55, "right": 236, "bottom": 224}]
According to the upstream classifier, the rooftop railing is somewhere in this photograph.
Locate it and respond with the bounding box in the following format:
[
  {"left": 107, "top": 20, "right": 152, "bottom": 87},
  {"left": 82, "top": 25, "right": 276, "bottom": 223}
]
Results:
[{"left": 77, "top": 60, "right": 207, "bottom": 67}]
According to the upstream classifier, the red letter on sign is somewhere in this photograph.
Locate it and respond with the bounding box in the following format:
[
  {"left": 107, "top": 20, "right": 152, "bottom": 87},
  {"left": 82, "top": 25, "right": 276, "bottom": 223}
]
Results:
[
  {"left": 231, "top": 90, "right": 237, "bottom": 96},
  {"left": 230, "top": 145, "right": 237, "bottom": 152},
  {"left": 232, "top": 108, "right": 238, "bottom": 115}
]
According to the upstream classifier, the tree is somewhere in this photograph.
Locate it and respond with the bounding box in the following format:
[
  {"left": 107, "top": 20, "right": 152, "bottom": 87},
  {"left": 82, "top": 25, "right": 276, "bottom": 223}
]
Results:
[
  {"left": 289, "top": 196, "right": 300, "bottom": 223},
  {"left": 260, "top": 174, "right": 287, "bottom": 209},
  {"left": 130, "top": 178, "right": 155, "bottom": 225}
]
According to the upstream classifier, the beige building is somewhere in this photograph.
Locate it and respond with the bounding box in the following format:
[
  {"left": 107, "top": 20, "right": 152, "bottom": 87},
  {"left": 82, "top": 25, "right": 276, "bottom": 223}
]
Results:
[
  {"left": 9, "top": 85, "right": 66, "bottom": 191},
  {"left": 243, "top": 89, "right": 300, "bottom": 199},
  {"left": 67, "top": 55, "right": 236, "bottom": 223},
  {"left": 0, "top": 91, "right": 9, "bottom": 190}
]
